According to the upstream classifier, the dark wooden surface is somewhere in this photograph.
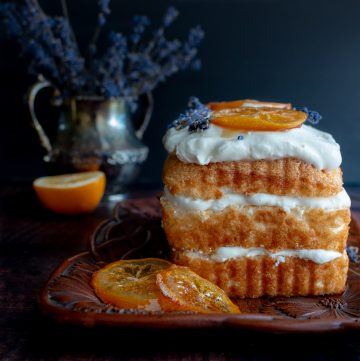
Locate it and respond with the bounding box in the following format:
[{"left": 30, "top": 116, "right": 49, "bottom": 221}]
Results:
[{"left": 1, "top": 183, "right": 360, "bottom": 361}]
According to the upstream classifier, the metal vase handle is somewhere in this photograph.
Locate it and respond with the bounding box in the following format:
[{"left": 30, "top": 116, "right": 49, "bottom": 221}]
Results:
[
  {"left": 28, "top": 80, "right": 55, "bottom": 153},
  {"left": 135, "top": 92, "right": 154, "bottom": 139}
]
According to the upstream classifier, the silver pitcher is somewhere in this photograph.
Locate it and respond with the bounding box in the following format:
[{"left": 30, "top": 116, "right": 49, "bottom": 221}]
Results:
[{"left": 28, "top": 80, "right": 152, "bottom": 189}]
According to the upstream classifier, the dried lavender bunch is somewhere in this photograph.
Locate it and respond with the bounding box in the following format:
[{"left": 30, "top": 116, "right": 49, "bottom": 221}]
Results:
[
  {"left": 169, "top": 97, "right": 211, "bottom": 132},
  {"left": 0, "top": 2, "right": 204, "bottom": 110}
]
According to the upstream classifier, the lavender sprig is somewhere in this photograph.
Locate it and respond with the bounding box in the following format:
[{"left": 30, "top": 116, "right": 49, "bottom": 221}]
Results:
[
  {"left": 169, "top": 97, "right": 211, "bottom": 132},
  {"left": 297, "top": 106, "right": 322, "bottom": 124},
  {"left": 163, "top": 6, "right": 179, "bottom": 27},
  {"left": 92, "top": 31, "right": 127, "bottom": 98},
  {"left": 88, "top": 0, "right": 112, "bottom": 57},
  {"left": 347, "top": 246, "right": 359, "bottom": 264},
  {"left": 0, "top": 4, "right": 21, "bottom": 36},
  {"left": 124, "top": 24, "right": 204, "bottom": 103},
  {"left": 144, "top": 6, "right": 178, "bottom": 56},
  {"left": 130, "top": 15, "right": 150, "bottom": 46},
  {"left": 98, "top": 0, "right": 111, "bottom": 26},
  {"left": 60, "top": 0, "right": 79, "bottom": 51}
]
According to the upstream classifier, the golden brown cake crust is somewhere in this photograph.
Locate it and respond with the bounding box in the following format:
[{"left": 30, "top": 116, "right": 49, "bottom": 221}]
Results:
[
  {"left": 163, "top": 155, "right": 343, "bottom": 199},
  {"left": 172, "top": 252, "right": 349, "bottom": 298},
  {"left": 161, "top": 198, "right": 350, "bottom": 253}
]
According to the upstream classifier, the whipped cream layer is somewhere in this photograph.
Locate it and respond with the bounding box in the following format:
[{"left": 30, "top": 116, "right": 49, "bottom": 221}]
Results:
[
  {"left": 185, "top": 247, "right": 344, "bottom": 265},
  {"left": 163, "top": 124, "right": 341, "bottom": 170},
  {"left": 164, "top": 187, "right": 351, "bottom": 213}
]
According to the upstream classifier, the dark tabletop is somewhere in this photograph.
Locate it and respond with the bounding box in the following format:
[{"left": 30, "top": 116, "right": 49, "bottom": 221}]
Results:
[{"left": 1, "top": 183, "right": 360, "bottom": 361}]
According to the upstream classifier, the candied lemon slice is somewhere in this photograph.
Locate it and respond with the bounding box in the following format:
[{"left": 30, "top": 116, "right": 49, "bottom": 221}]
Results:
[
  {"left": 92, "top": 258, "right": 172, "bottom": 309},
  {"left": 211, "top": 107, "right": 307, "bottom": 131},
  {"left": 33, "top": 171, "right": 106, "bottom": 215},
  {"left": 156, "top": 265, "right": 240, "bottom": 314},
  {"left": 208, "top": 99, "right": 291, "bottom": 111}
]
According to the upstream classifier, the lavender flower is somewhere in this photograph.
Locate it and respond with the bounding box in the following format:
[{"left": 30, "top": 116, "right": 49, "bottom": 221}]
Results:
[
  {"left": 51, "top": 17, "right": 86, "bottom": 93},
  {"left": 94, "top": 31, "right": 127, "bottom": 98},
  {"left": 98, "top": 0, "right": 111, "bottom": 26},
  {"left": 87, "top": 0, "right": 112, "bottom": 57},
  {"left": 187, "top": 26, "right": 205, "bottom": 47},
  {"left": 190, "top": 59, "right": 202, "bottom": 71},
  {"left": 158, "top": 25, "right": 204, "bottom": 79},
  {"left": 0, "top": 4, "right": 21, "bottom": 36},
  {"left": 347, "top": 246, "right": 359, "bottom": 264},
  {"left": 297, "top": 106, "right": 322, "bottom": 124},
  {"left": 158, "top": 39, "right": 181, "bottom": 59},
  {"left": 163, "top": 6, "right": 179, "bottom": 27},
  {"left": 131, "top": 15, "right": 150, "bottom": 45},
  {"left": 169, "top": 97, "right": 211, "bottom": 132},
  {"left": 99, "top": 0, "right": 111, "bottom": 13},
  {"left": 0, "top": 2, "right": 204, "bottom": 110}
]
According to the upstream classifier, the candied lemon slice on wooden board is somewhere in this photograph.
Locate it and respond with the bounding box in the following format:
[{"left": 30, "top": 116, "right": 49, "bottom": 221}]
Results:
[
  {"left": 33, "top": 171, "right": 106, "bottom": 215},
  {"left": 208, "top": 99, "right": 292, "bottom": 111},
  {"left": 156, "top": 265, "right": 240, "bottom": 314},
  {"left": 211, "top": 107, "right": 307, "bottom": 131},
  {"left": 92, "top": 258, "right": 172, "bottom": 309}
]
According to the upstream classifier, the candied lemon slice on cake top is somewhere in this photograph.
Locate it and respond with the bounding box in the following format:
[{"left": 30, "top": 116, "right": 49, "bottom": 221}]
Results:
[
  {"left": 211, "top": 107, "right": 307, "bottom": 131},
  {"left": 208, "top": 99, "right": 306, "bottom": 131},
  {"left": 156, "top": 265, "right": 240, "bottom": 314},
  {"left": 92, "top": 258, "right": 172, "bottom": 309}
]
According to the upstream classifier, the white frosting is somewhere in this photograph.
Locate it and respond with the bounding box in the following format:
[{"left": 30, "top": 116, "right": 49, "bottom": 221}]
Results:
[
  {"left": 163, "top": 187, "right": 351, "bottom": 213},
  {"left": 163, "top": 124, "right": 341, "bottom": 170},
  {"left": 185, "top": 247, "right": 344, "bottom": 265}
]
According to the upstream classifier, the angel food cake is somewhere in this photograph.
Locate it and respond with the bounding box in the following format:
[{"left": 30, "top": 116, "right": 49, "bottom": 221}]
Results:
[{"left": 160, "top": 98, "right": 351, "bottom": 298}]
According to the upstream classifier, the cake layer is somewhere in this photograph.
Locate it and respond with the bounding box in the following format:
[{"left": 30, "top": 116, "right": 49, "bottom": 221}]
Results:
[
  {"left": 172, "top": 251, "right": 349, "bottom": 298},
  {"left": 163, "top": 155, "right": 343, "bottom": 199},
  {"left": 163, "top": 124, "right": 342, "bottom": 169},
  {"left": 160, "top": 198, "right": 350, "bottom": 252}
]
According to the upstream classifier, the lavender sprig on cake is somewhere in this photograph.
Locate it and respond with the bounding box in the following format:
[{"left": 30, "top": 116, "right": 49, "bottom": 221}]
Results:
[
  {"left": 169, "top": 97, "right": 211, "bottom": 132},
  {"left": 296, "top": 107, "right": 322, "bottom": 125}
]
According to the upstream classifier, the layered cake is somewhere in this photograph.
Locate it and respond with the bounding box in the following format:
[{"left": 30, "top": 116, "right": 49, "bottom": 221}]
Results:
[{"left": 160, "top": 98, "right": 351, "bottom": 298}]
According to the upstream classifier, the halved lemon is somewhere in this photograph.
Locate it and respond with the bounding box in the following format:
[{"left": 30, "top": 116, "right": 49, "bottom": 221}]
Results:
[
  {"left": 156, "top": 265, "right": 240, "bottom": 314},
  {"left": 33, "top": 171, "right": 106, "bottom": 215},
  {"left": 208, "top": 99, "right": 292, "bottom": 111},
  {"left": 92, "top": 258, "right": 172, "bottom": 309},
  {"left": 211, "top": 107, "right": 307, "bottom": 131}
]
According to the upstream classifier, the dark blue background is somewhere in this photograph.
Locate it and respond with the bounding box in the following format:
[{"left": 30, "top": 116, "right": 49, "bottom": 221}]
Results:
[{"left": 1, "top": 0, "right": 360, "bottom": 184}]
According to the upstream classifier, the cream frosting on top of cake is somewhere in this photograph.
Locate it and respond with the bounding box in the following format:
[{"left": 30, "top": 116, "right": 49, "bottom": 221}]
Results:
[{"left": 163, "top": 124, "right": 342, "bottom": 170}]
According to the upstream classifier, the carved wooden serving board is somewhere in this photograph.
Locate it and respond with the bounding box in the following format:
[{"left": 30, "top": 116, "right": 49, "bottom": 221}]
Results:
[{"left": 40, "top": 197, "right": 360, "bottom": 332}]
